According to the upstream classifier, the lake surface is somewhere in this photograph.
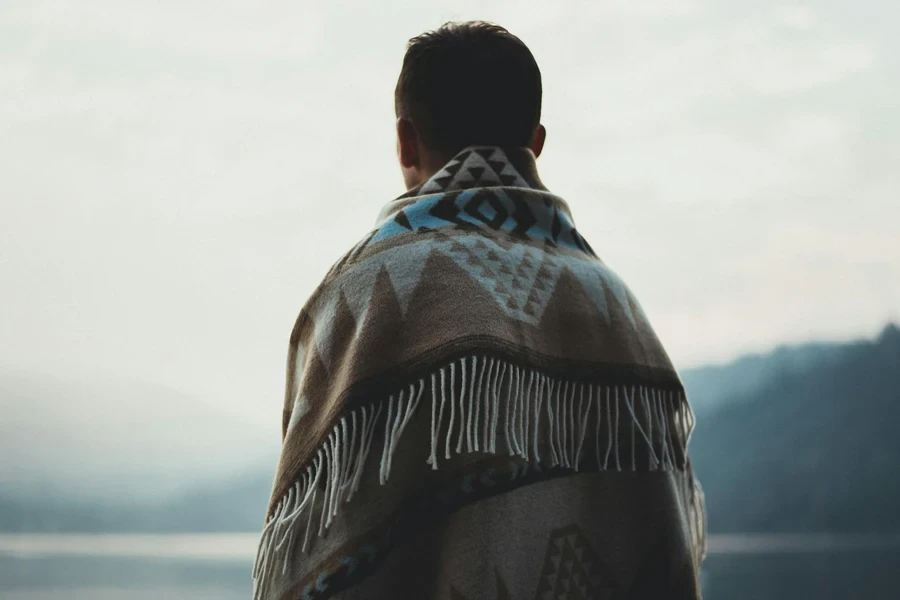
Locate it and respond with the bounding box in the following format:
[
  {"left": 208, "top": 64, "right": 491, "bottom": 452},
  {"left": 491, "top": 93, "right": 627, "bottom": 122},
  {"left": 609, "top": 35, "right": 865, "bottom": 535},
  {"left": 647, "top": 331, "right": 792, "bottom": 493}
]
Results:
[
  {"left": 1, "top": 533, "right": 898, "bottom": 599},
  {"left": 0, "top": 534, "right": 254, "bottom": 600}
]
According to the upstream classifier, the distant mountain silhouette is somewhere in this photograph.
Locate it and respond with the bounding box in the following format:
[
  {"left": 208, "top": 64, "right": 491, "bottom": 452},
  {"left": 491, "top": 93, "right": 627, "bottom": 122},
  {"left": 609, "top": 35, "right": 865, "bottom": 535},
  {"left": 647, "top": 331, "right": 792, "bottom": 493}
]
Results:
[
  {"left": 689, "top": 324, "right": 900, "bottom": 533},
  {"left": 2, "top": 326, "right": 898, "bottom": 533},
  {"left": 0, "top": 494, "right": 117, "bottom": 533},
  {"left": 0, "top": 369, "right": 278, "bottom": 532},
  {"left": 681, "top": 340, "right": 849, "bottom": 415},
  {"left": 0, "top": 469, "right": 275, "bottom": 533},
  {"left": 0, "top": 370, "right": 278, "bottom": 503}
]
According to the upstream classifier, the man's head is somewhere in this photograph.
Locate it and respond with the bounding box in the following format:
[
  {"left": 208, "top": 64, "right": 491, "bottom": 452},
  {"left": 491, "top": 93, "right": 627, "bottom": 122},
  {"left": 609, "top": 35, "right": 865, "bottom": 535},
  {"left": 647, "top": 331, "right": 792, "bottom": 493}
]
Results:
[{"left": 395, "top": 21, "right": 546, "bottom": 190}]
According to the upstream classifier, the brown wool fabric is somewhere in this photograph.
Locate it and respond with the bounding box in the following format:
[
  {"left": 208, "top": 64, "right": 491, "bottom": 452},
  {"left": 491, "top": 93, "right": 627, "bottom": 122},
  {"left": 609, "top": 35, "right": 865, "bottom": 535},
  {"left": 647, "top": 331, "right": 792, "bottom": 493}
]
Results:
[{"left": 253, "top": 147, "right": 706, "bottom": 600}]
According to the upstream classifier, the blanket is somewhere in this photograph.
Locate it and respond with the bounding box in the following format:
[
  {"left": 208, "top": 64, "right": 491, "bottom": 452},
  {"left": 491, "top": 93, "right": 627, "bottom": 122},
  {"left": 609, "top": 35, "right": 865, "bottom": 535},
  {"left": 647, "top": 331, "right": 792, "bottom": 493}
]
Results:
[{"left": 253, "top": 146, "right": 706, "bottom": 600}]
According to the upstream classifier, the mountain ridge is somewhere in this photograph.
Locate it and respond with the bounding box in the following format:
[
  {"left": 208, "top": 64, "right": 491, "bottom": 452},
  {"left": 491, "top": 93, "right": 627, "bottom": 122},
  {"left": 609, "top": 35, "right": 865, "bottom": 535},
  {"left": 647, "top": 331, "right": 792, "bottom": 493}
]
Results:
[
  {"left": 690, "top": 323, "right": 900, "bottom": 532},
  {"left": 0, "top": 369, "right": 278, "bottom": 503}
]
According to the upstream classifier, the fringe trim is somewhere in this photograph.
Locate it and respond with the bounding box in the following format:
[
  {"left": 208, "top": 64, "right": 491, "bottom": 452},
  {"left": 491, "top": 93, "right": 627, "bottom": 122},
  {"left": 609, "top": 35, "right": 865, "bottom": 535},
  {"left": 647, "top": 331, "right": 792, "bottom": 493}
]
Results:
[
  {"left": 253, "top": 355, "right": 702, "bottom": 599},
  {"left": 689, "top": 473, "right": 708, "bottom": 565}
]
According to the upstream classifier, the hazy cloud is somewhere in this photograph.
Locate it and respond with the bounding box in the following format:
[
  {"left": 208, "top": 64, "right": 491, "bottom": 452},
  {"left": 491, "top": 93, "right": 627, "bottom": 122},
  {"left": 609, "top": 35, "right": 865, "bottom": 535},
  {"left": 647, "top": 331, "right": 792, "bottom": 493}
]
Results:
[{"left": 1, "top": 0, "right": 897, "bottom": 429}]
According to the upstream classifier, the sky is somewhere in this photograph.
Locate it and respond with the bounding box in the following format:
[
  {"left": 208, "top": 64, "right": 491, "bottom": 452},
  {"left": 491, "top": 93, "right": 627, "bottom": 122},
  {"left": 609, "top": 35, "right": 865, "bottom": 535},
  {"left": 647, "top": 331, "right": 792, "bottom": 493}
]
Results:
[{"left": 1, "top": 0, "right": 898, "bottom": 430}]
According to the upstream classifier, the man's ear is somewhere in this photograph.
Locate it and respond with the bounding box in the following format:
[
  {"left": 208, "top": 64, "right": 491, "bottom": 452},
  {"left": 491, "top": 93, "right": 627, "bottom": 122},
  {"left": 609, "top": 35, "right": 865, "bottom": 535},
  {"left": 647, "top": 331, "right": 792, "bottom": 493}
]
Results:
[
  {"left": 530, "top": 124, "right": 546, "bottom": 158},
  {"left": 397, "top": 118, "right": 420, "bottom": 169}
]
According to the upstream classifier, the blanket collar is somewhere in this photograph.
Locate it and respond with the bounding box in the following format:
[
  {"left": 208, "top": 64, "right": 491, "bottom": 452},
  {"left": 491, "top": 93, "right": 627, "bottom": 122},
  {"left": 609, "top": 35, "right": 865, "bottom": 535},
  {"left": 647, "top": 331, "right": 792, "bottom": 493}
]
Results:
[{"left": 377, "top": 145, "right": 559, "bottom": 227}]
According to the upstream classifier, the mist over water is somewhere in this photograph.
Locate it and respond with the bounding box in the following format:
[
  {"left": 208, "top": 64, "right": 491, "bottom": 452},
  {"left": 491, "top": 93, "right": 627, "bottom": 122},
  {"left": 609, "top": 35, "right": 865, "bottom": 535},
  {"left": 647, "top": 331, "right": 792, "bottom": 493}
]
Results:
[{"left": 3, "top": 533, "right": 899, "bottom": 599}]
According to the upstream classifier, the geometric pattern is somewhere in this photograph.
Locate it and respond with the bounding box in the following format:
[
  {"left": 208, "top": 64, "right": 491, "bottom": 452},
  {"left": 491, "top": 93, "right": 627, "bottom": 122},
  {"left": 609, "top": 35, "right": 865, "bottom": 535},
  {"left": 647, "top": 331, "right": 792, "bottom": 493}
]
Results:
[
  {"left": 437, "top": 234, "right": 638, "bottom": 328},
  {"left": 535, "top": 525, "right": 620, "bottom": 600},
  {"left": 307, "top": 230, "right": 644, "bottom": 368},
  {"left": 306, "top": 230, "right": 645, "bottom": 369},
  {"left": 444, "top": 524, "right": 622, "bottom": 600},
  {"left": 443, "top": 235, "right": 560, "bottom": 324},
  {"left": 260, "top": 146, "right": 698, "bottom": 600},
  {"left": 420, "top": 146, "right": 529, "bottom": 194},
  {"left": 372, "top": 148, "right": 595, "bottom": 257},
  {"left": 298, "top": 145, "right": 652, "bottom": 373}
]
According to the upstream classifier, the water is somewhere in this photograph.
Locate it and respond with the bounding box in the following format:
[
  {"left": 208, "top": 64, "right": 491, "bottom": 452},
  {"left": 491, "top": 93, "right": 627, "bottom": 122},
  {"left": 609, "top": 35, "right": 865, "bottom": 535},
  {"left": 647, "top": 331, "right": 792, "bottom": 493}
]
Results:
[
  {"left": 703, "top": 534, "right": 900, "bottom": 600},
  {"left": 1, "top": 533, "right": 898, "bottom": 599},
  {"left": 0, "top": 534, "right": 255, "bottom": 600}
]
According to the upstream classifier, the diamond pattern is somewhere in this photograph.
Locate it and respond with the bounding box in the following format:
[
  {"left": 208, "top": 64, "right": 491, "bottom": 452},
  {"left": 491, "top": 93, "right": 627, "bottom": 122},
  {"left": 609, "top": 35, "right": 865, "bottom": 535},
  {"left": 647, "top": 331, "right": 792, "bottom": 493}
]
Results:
[
  {"left": 374, "top": 146, "right": 599, "bottom": 258},
  {"left": 464, "top": 190, "right": 509, "bottom": 229}
]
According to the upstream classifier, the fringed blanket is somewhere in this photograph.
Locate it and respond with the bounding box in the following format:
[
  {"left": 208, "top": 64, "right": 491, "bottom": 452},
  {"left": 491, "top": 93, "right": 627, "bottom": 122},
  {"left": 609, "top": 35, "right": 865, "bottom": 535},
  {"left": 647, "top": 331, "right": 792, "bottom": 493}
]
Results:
[{"left": 254, "top": 146, "right": 706, "bottom": 600}]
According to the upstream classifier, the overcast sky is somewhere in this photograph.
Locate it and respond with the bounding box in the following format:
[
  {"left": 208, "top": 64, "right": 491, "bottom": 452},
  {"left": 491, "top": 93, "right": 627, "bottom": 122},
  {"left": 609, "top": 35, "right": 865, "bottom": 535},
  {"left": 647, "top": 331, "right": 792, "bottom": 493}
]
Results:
[{"left": 1, "top": 0, "right": 897, "bottom": 429}]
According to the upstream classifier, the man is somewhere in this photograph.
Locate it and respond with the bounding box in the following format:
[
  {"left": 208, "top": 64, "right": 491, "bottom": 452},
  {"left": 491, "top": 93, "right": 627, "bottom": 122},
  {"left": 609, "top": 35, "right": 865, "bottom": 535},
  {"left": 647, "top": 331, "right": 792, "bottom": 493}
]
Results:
[{"left": 254, "top": 21, "right": 705, "bottom": 600}]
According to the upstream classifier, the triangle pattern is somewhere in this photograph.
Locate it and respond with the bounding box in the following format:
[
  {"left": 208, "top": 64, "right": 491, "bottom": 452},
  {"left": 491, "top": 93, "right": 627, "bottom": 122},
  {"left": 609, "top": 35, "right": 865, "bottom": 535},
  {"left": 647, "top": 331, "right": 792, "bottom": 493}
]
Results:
[
  {"left": 444, "top": 160, "right": 464, "bottom": 177},
  {"left": 394, "top": 210, "right": 412, "bottom": 230},
  {"left": 339, "top": 241, "right": 432, "bottom": 333},
  {"left": 384, "top": 253, "right": 429, "bottom": 316},
  {"left": 341, "top": 265, "right": 378, "bottom": 333},
  {"left": 437, "top": 236, "right": 553, "bottom": 322},
  {"left": 468, "top": 166, "right": 486, "bottom": 181},
  {"left": 349, "top": 264, "right": 406, "bottom": 370},
  {"left": 285, "top": 393, "right": 310, "bottom": 435},
  {"left": 487, "top": 159, "right": 507, "bottom": 175},
  {"left": 488, "top": 148, "right": 528, "bottom": 187},
  {"left": 474, "top": 147, "right": 495, "bottom": 161},
  {"left": 399, "top": 248, "right": 510, "bottom": 348},
  {"left": 534, "top": 525, "right": 628, "bottom": 600},
  {"left": 521, "top": 250, "right": 563, "bottom": 321},
  {"left": 420, "top": 159, "right": 462, "bottom": 193},
  {"left": 491, "top": 270, "right": 638, "bottom": 369},
  {"left": 309, "top": 290, "right": 357, "bottom": 371},
  {"left": 433, "top": 175, "right": 454, "bottom": 190},
  {"left": 458, "top": 151, "right": 501, "bottom": 187}
]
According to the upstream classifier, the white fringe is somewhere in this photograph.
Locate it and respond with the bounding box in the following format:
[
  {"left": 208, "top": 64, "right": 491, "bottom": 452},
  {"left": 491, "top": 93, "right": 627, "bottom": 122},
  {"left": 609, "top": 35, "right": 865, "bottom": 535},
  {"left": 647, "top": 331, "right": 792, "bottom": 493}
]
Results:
[{"left": 252, "top": 355, "right": 699, "bottom": 599}]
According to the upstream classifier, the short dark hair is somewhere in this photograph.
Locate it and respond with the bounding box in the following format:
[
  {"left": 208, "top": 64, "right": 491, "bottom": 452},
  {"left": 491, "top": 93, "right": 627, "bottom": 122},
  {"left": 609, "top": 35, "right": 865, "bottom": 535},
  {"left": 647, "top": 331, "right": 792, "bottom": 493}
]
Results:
[{"left": 395, "top": 21, "right": 542, "bottom": 158}]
